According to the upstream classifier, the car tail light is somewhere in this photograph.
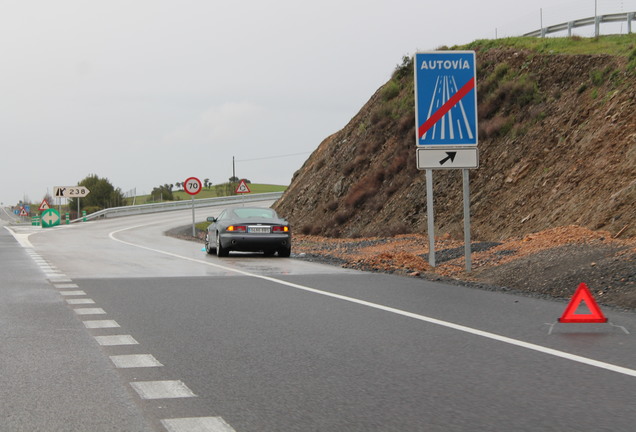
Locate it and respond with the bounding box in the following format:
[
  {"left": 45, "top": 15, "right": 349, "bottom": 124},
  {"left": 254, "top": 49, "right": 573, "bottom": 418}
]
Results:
[
  {"left": 272, "top": 226, "right": 289, "bottom": 233},
  {"left": 226, "top": 225, "right": 247, "bottom": 232}
]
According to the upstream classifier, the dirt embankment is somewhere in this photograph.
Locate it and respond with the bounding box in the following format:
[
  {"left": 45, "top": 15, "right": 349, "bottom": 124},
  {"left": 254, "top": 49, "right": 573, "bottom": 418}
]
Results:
[
  {"left": 274, "top": 47, "right": 635, "bottom": 241},
  {"left": 267, "top": 43, "right": 635, "bottom": 309}
]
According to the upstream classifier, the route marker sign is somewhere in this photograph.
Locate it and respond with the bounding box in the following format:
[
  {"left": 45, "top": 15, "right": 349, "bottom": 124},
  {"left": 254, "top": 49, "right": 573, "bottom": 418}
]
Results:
[
  {"left": 184, "top": 177, "right": 202, "bottom": 195},
  {"left": 54, "top": 186, "right": 91, "bottom": 198},
  {"left": 415, "top": 51, "right": 478, "bottom": 147},
  {"left": 41, "top": 208, "right": 61, "bottom": 228},
  {"left": 558, "top": 283, "right": 608, "bottom": 323}
]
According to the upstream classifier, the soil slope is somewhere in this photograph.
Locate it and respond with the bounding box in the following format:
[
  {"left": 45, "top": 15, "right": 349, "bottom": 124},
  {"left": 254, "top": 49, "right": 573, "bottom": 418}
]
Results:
[{"left": 274, "top": 41, "right": 636, "bottom": 241}]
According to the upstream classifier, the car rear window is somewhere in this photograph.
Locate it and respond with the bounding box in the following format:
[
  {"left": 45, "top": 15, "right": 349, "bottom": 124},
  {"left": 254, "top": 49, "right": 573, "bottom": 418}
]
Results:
[{"left": 233, "top": 208, "right": 276, "bottom": 219}]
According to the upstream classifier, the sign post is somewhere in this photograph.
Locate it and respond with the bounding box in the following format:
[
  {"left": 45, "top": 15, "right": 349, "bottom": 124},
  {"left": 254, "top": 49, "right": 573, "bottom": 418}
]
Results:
[
  {"left": 184, "top": 177, "right": 202, "bottom": 237},
  {"left": 414, "top": 51, "right": 478, "bottom": 271}
]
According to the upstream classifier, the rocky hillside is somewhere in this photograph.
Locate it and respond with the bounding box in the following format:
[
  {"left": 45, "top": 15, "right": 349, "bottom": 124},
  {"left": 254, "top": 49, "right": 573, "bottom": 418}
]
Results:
[{"left": 274, "top": 36, "right": 636, "bottom": 241}]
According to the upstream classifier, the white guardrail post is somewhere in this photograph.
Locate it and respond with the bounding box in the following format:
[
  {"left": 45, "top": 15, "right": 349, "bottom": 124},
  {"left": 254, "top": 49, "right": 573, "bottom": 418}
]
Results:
[{"left": 71, "top": 192, "right": 284, "bottom": 223}]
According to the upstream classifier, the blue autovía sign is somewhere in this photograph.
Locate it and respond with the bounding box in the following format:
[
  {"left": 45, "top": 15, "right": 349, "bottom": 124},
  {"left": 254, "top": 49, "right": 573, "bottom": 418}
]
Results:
[{"left": 414, "top": 51, "right": 478, "bottom": 146}]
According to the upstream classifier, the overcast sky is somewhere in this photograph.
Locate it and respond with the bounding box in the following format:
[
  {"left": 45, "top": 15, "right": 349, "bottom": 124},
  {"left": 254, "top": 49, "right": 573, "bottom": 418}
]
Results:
[{"left": 1, "top": 0, "right": 633, "bottom": 205}]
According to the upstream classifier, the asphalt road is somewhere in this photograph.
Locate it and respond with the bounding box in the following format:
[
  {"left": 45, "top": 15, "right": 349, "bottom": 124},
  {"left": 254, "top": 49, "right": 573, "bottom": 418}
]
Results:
[{"left": 3, "top": 204, "right": 636, "bottom": 431}]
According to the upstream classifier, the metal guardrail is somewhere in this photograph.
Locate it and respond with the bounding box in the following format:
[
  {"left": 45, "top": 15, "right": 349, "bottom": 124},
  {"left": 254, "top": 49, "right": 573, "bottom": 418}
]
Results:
[
  {"left": 523, "top": 11, "right": 636, "bottom": 37},
  {"left": 74, "top": 192, "right": 284, "bottom": 223}
]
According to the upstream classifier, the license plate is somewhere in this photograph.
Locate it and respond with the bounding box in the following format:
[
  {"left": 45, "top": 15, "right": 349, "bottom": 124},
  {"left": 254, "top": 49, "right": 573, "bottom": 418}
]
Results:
[{"left": 248, "top": 226, "right": 271, "bottom": 234}]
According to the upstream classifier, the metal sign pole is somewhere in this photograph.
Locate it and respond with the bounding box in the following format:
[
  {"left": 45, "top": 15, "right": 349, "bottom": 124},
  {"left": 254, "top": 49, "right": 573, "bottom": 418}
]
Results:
[
  {"left": 463, "top": 169, "right": 472, "bottom": 272},
  {"left": 426, "top": 169, "right": 436, "bottom": 267},
  {"left": 191, "top": 195, "right": 196, "bottom": 237}
]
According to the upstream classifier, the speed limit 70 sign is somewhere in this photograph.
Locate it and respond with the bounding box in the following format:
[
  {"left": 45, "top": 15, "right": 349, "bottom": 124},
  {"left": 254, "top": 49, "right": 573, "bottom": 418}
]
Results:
[{"left": 184, "top": 177, "right": 202, "bottom": 195}]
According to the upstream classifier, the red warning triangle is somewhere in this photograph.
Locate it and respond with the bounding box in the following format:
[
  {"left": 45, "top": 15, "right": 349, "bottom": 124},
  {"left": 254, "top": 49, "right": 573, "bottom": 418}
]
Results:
[
  {"left": 558, "top": 283, "right": 608, "bottom": 323},
  {"left": 235, "top": 179, "right": 251, "bottom": 194}
]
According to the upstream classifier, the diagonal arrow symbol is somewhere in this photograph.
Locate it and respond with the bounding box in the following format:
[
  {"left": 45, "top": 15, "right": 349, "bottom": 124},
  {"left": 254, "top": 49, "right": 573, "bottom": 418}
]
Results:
[{"left": 439, "top": 151, "right": 457, "bottom": 166}]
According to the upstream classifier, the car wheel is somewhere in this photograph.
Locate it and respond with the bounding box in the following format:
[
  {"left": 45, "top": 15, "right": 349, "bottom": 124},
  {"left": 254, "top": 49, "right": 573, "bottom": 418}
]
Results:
[
  {"left": 216, "top": 232, "right": 229, "bottom": 257},
  {"left": 278, "top": 246, "right": 291, "bottom": 258},
  {"left": 205, "top": 234, "right": 216, "bottom": 254}
]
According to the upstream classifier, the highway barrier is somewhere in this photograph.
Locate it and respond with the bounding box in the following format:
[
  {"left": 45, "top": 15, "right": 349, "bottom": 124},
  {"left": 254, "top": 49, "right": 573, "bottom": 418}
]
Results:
[{"left": 72, "top": 192, "right": 284, "bottom": 223}]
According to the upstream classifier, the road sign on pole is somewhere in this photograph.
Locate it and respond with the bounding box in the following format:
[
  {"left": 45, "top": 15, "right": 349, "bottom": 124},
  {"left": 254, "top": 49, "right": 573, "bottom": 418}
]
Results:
[
  {"left": 416, "top": 147, "right": 479, "bottom": 170},
  {"left": 184, "top": 177, "right": 202, "bottom": 237},
  {"left": 184, "top": 177, "right": 202, "bottom": 196},
  {"left": 39, "top": 199, "right": 50, "bottom": 211},
  {"left": 414, "top": 51, "right": 478, "bottom": 272},
  {"left": 415, "top": 51, "right": 478, "bottom": 147},
  {"left": 54, "top": 186, "right": 91, "bottom": 198},
  {"left": 235, "top": 179, "right": 251, "bottom": 194},
  {"left": 41, "top": 208, "right": 61, "bottom": 228}
]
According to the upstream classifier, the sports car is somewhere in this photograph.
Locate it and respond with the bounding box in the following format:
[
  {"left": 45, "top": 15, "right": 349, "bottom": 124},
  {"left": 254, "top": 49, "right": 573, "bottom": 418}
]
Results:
[{"left": 205, "top": 207, "right": 291, "bottom": 257}]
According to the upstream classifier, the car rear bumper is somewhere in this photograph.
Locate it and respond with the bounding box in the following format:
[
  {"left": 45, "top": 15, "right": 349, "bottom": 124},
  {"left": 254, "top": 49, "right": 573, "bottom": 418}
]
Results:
[{"left": 219, "top": 233, "right": 291, "bottom": 252}]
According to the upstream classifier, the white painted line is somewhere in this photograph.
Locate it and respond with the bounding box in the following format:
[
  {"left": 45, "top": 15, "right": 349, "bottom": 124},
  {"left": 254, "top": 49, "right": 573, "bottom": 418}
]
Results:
[
  {"left": 73, "top": 307, "right": 106, "bottom": 315},
  {"left": 54, "top": 283, "right": 79, "bottom": 289},
  {"left": 161, "top": 417, "right": 236, "bottom": 432},
  {"left": 59, "top": 290, "right": 86, "bottom": 296},
  {"left": 94, "top": 335, "right": 138, "bottom": 346},
  {"left": 83, "top": 320, "right": 120, "bottom": 329},
  {"left": 130, "top": 380, "right": 196, "bottom": 400},
  {"left": 49, "top": 277, "right": 72, "bottom": 283},
  {"left": 110, "top": 354, "right": 163, "bottom": 368},
  {"left": 110, "top": 224, "right": 636, "bottom": 379},
  {"left": 3, "top": 226, "right": 34, "bottom": 248},
  {"left": 66, "top": 298, "right": 95, "bottom": 305}
]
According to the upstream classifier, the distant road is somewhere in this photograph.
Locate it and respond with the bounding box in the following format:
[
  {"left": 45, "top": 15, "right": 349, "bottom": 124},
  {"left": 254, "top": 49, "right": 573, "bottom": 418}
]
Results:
[{"left": 3, "top": 205, "right": 636, "bottom": 431}]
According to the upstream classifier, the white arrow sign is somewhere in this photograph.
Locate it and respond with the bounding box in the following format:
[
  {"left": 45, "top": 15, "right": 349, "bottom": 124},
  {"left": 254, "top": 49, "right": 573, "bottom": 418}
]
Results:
[
  {"left": 416, "top": 147, "right": 479, "bottom": 170},
  {"left": 41, "top": 209, "right": 61, "bottom": 227},
  {"left": 54, "top": 186, "right": 91, "bottom": 198}
]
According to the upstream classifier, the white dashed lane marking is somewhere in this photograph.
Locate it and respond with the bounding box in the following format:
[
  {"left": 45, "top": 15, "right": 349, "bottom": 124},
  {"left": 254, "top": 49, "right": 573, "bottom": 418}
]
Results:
[
  {"left": 110, "top": 354, "right": 163, "bottom": 368},
  {"left": 161, "top": 417, "right": 237, "bottom": 432},
  {"left": 83, "top": 320, "right": 120, "bottom": 329},
  {"left": 9, "top": 230, "right": 239, "bottom": 432},
  {"left": 54, "top": 283, "right": 79, "bottom": 289},
  {"left": 130, "top": 380, "right": 196, "bottom": 399},
  {"left": 94, "top": 335, "right": 139, "bottom": 346},
  {"left": 66, "top": 298, "right": 96, "bottom": 305},
  {"left": 73, "top": 307, "right": 106, "bottom": 315}
]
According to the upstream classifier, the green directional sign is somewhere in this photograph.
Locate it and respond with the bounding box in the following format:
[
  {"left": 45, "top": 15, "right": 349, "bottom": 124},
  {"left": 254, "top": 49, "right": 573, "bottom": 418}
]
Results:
[{"left": 41, "top": 209, "right": 61, "bottom": 228}]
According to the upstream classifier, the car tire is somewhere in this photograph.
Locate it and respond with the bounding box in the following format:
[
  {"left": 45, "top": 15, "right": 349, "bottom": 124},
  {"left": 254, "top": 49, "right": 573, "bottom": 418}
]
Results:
[
  {"left": 278, "top": 246, "right": 291, "bottom": 258},
  {"left": 205, "top": 234, "right": 216, "bottom": 254},
  {"left": 216, "top": 233, "right": 229, "bottom": 257}
]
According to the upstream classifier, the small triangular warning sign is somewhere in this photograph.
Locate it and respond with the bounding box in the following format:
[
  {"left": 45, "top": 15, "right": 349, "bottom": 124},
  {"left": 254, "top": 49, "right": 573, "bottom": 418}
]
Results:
[
  {"left": 558, "top": 283, "right": 608, "bottom": 323},
  {"left": 235, "top": 179, "right": 251, "bottom": 194},
  {"left": 39, "top": 199, "right": 50, "bottom": 211}
]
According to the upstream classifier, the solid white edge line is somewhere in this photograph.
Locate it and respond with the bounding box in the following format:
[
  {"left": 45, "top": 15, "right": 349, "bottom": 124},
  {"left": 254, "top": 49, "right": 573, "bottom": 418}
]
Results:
[{"left": 109, "top": 224, "right": 636, "bottom": 378}]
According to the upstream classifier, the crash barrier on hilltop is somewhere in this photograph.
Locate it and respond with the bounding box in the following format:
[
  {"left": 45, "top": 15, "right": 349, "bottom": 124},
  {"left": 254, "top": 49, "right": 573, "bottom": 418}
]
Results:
[{"left": 523, "top": 11, "right": 636, "bottom": 38}]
